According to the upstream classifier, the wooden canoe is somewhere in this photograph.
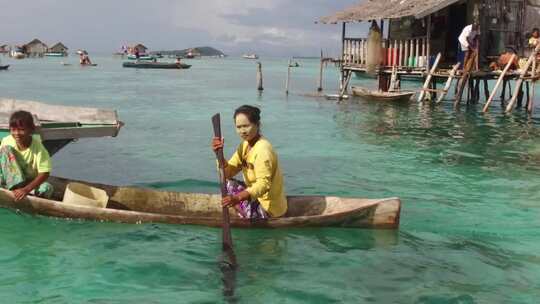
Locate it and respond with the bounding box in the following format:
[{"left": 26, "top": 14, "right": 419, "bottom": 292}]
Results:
[
  {"left": 352, "top": 86, "right": 415, "bottom": 102},
  {"left": 0, "top": 176, "right": 401, "bottom": 229},
  {"left": 122, "top": 62, "right": 191, "bottom": 69}
]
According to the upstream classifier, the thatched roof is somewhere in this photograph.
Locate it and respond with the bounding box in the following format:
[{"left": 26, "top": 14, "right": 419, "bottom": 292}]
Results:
[
  {"left": 50, "top": 42, "right": 68, "bottom": 50},
  {"left": 24, "top": 38, "right": 47, "bottom": 47},
  {"left": 318, "top": 0, "right": 461, "bottom": 24}
]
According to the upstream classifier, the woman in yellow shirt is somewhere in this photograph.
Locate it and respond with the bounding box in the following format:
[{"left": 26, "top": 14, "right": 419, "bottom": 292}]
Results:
[{"left": 211, "top": 105, "right": 287, "bottom": 219}]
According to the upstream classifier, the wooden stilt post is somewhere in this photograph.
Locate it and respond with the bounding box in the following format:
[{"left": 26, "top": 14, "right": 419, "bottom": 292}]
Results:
[
  {"left": 506, "top": 44, "right": 540, "bottom": 113},
  {"left": 418, "top": 52, "right": 441, "bottom": 102},
  {"left": 454, "top": 49, "right": 477, "bottom": 108},
  {"left": 285, "top": 59, "right": 291, "bottom": 95},
  {"left": 426, "top": 15, "right": 431, "bottom": 71},
  {"left": 317, "top": 49, "right": 323, "bottom": 92},
  {"left": 256, "top": 62, "right": 264, "bottom": 92},
  {"left": 339, "top": 22, "right": 346, "bottom": 92},
  {"left": 528, "top": 58, "right": 537, "bottom": 113},
  {"left": 436, "top": 63, "right": 460, "bottom": 103},
  {"left": 339, "top": 70, "right": 352, "bottom": 100}
]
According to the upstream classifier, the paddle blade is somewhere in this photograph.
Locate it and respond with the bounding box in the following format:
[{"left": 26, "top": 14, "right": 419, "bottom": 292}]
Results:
[{"left": 212, "top": 113, "right": 222, "bottom": 138}]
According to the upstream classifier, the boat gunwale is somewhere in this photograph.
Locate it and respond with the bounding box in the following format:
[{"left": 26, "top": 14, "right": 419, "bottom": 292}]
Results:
[{"left": 0, "top": 176, "right": 401, "bottom": 229}]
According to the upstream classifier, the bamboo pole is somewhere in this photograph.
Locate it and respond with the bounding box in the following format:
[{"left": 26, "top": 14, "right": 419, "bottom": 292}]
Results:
[
  {"left": 285, "top": 59, "right": 291, "bottom": 95},
  {"left": 399, "top": 40, "right": 404, "bottom": 67},
  {"left": 506, "top": 44, "right": 540, "bottom": 113},
  {"left": 404, "top": 40, "right": 409, "bottom": 67},
  {"left": 415, "top": 39, "right": 420, "bottom": 67},
  {"left": 426, "top": 15, "right": 431, "bottom": 70},
  {"left": 339, "top": 70, "right": 352, "bottom": 100},
  {"left": 436, "top": 63, "right": 461, "bottom": 103},
  {"left": 482, "top": 54, "right": 516, "bottom": 112},
  {"left": 317, "top": 50, "right": 323, "bottom": 92},
  {"left": 418, "top": 52, "right": 441, "bottom": 102},
  {"left": 528, "top": 58, "right": 536, "bottom": 113},
  {"left": 256, "top": 62, "right": 263, "bottom": 91}
]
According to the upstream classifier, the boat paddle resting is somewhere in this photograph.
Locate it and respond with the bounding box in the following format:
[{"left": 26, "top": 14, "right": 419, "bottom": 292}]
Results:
[
  {"left": 352, "top": 86, "right": 415, "bottom": 102},
  {"left": 122, "top": 62, "right": 191, "bottom": 69},
  {"left": 0, "top": 176, "right": 401, "bottom": 229},
  {"left": 0, "top": 65, "right": 9, "bottom": 70}
]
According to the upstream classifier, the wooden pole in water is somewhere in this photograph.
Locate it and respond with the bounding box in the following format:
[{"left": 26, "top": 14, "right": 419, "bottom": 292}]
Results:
[
  {"left": 506, "top": 44, "right": 540, "bottom": 113},
  {"left": 529, "top": 58, "right": 537, "bottom": 114},
  {"left": 482, "top": 54, "right": 516, "bottom": 113},
  {"left": 285, "top": 59, "right": 292, "bottom": 95},
  {"left": 317, "top": 49, "right": 323, "bottom": 92},
  {"left": 256, "top": 62, "right": 263, "bottom": 92}
]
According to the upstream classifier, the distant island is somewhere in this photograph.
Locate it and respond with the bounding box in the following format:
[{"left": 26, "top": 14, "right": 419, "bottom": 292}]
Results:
[{"left": 150, "top": 46, "right": 225, "bottom": 57}]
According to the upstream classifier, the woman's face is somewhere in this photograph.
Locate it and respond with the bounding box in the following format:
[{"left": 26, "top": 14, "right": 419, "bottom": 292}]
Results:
[
  {"left": 235, "top": 113, "right": 259, "bottom": 142},
  {"left": 534, "top": 31, "right": 540, "bottom": 38}
]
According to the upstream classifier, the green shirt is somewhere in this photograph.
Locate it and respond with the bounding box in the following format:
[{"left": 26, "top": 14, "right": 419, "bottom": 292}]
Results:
[{"left": 1, "top": 135, "right": 52, "bottom": 179}]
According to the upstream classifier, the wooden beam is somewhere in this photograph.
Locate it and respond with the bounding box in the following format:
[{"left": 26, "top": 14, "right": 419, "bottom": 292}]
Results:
[
  {"left": 482, "top": 54, "right": 516, "bottom": 112},
  {"left": 436, "top": 63, "right": 460, "bottom": 103},
  {"left": 506, "top": 44, "right": 540, "bottom": 113},
  {"left": 418, "top": 52, "right": 441, "bottom": 102}
]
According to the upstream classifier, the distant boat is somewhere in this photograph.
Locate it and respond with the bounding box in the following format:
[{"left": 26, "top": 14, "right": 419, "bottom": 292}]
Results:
[
  {"left": 45, "top": 52, "right": 66, "bottom": 57},
  {"left": 242, "top": 54, "right": 258, "bottom": 59},
  {"left": 127, "top": 54, "right": 155, "bottom": 61},
  {"left": 122, "top": 62, "right": 191, "bottom": 69},
  {"left": 10, "top": 50, "right": 25, "bottom": 59},
  {"left": 351, "top": 86, "right": 415, "bottom": 102},
  {"left": 0, "top": 65, "right": 9, "bottom": 70},
  {"left": 185, "top": 52, "right": 195, "bottom": 59}
]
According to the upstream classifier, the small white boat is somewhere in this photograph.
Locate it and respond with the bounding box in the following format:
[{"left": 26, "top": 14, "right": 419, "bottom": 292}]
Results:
[
  {"left": 10, "top": 50, "right": 25, "bottom": 59},
  {"left": 352, "top": 86, "right": 415, "bottom": 102},
  {"left": 242, "top": 54, "right": 258, "bottom": 60},
  {"left": 45, "top": 52, "right": 66, "bottom": 57}
]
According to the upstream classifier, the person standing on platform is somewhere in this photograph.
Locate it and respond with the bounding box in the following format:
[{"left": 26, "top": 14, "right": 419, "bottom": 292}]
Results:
[{"left": 458, "top": 23, "right": 480, "bottom": 68}]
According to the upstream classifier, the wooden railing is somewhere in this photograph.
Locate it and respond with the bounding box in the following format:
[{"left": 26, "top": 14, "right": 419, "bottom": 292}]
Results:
[{"left": 343, "top": 37, "right": 429, "bottom": 69}]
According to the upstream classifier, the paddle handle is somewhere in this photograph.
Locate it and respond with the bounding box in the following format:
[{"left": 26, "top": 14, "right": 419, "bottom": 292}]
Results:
[{"left": 211, "top": 114, "right": 236, "bottom": 265}]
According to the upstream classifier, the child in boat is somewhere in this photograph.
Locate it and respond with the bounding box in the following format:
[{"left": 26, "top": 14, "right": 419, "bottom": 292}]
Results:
[
  {"left": 211, "top": 105, "right": 287, "bottom": 219},
  {"left": 0, "top": 111, "right": 53, "bottom": 201}
]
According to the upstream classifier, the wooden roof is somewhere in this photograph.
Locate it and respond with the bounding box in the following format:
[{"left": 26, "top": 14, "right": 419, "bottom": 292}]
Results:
[
  {"left": 24, "top": 38, "right": 47, "bottom": 47},
  {"left": 50, "top": 42, "right": 68, "bottom": 50},
  {"left": 318, "top": 0, "right": 461, "bottom": 24}
]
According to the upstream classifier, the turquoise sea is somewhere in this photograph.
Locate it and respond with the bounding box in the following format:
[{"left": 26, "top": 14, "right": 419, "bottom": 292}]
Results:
[{"left": 1, "top": 54, "right": 539, "bottom": 303}]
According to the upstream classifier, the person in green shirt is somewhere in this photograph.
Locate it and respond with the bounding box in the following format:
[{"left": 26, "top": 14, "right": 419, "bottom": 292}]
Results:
[
  {"left": 211, "top": 105, "right": 287, "bottom": 219},
  {"left": 0, "top": 111, "right": 53, "bottom": 201}
]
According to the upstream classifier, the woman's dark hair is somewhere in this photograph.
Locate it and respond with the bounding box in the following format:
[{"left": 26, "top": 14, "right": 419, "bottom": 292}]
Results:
[
  {"left": 533, "top": 28, "right": 540, "bottom": 34},
  {"left": 9, "top": 110, "right": 35, "bottom": 130},
  {"left": 233, "top": 105, "right": 261, "bottom": 125}
]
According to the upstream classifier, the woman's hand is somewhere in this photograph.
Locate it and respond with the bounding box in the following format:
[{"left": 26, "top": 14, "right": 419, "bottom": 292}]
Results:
[
  {"left": 222, "top": 195, "right": 240, "bottom": 208},
  {"left": 211, "top": 137, "right": 224, "bottom": 152},
  {"left": 12, "top": 187, "right": 31, "bottom": 202}
]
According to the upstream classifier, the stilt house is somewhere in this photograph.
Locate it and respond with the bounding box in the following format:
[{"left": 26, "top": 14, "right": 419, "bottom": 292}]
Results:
[
  {"left": 319, "top": 0, "right": 540, "bottom": 82},
  {"left": 48, "top": 42, "right": 69, "bottom": 56},
  {"left": 23, "top": 39, "right": 48, "bottom": 57}
]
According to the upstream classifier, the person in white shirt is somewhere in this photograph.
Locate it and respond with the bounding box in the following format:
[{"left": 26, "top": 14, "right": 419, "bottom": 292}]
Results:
[{"left": 458, "top": 23, "right": 480, "bottom": 67}]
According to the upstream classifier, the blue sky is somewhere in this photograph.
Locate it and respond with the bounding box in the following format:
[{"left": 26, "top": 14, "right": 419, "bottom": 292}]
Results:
[{"left": 0, "top": 0, "right": 368, "bottom": 56}]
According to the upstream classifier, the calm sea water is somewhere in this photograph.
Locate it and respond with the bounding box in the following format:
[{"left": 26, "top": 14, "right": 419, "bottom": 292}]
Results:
[{"left": 0, "top": 54, "right": 539, "bottom": 303}]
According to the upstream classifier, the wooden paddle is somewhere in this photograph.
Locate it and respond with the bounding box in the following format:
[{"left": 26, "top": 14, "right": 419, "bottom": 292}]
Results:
[{"left": 211, "top": 113, "right": 237, "bottom": 267}]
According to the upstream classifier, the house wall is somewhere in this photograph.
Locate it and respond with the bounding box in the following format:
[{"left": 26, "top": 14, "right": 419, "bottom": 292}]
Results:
[
  {"left": 387, "top": 0, "right": 528, "bottom": 65},
  {"left": 50, "top": 45, "right": 68, "bottom": 53},
  {"left": 26, "top": 43, "right": 48, "bottom": 56}
]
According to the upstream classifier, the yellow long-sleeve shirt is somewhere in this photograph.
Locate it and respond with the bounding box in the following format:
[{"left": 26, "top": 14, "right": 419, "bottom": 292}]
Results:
[{"left": 224, "top": 137, "right": 287, "bottom": 217}]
